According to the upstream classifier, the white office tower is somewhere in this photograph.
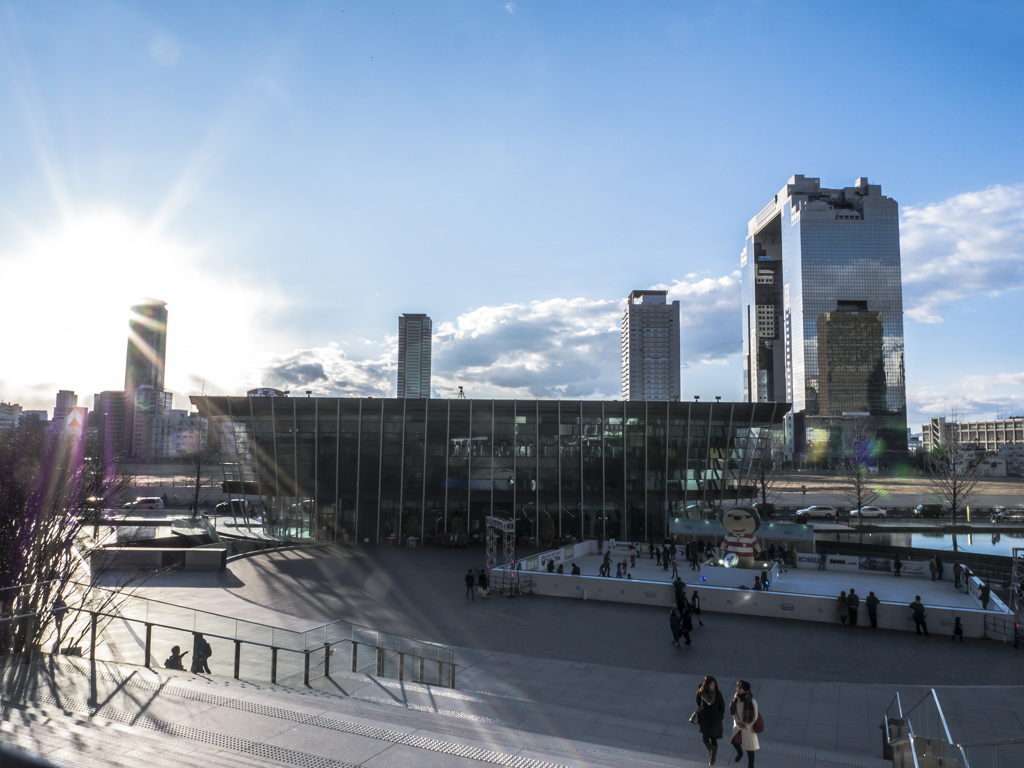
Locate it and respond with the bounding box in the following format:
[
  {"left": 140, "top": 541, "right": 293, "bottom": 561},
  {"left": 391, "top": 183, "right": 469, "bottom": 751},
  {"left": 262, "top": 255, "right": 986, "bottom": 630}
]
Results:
[
  {"left": 397, "top": 313, "right": 432, "bottom": 399},
  {"left": 621, "top": 290, "right": 681, "bottom": 401}
]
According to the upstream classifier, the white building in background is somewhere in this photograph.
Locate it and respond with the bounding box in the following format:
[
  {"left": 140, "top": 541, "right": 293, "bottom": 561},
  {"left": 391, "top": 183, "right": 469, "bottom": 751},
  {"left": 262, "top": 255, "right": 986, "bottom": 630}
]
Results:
[
  {"left": 397, "top": 313, "right": 432, "bottom": 399},
  {"left": 923, "top": 416, "right": 1024, "bottom": 476},
  {"left": 0, "top": 402, "right": 22, "bottom": 430},
  {"left": 621, "top": 290, "right": 680, "bottom": 401}
]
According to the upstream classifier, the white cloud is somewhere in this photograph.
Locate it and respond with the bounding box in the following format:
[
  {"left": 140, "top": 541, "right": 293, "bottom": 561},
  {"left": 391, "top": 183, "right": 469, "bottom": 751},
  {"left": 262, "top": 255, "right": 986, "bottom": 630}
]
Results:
[
  {"left": 901, "top": 183, "right": 1024, "bottom": 323},
  {"left": 273, "top": 274, "right": 741, "bottom": 401},
  {"left": 261, "top": 344, "right": 392, "bottom": 397}
]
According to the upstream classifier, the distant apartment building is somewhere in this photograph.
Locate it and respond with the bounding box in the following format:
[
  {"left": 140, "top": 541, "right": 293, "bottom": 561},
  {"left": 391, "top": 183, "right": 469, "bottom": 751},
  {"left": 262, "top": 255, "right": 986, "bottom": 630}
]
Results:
[
  {"left": 397, "top": 313, "right": 432, "bottom": 398},
  {"left": 621, "top": 290, "right": 680, "bottom": 401},
  {"left": 149, "top": 409, "right": 208, "bottom": 459},
  {"left": 0, "top": 402, "right": 23, "bottom": 430},
  {"left": 741, "top": 175, "right": 907, "bottom": 462},
  {"left": 923, "top": 416, "right": 1024, "bottom": 476},
  {"left": 93, "top": 391, "right": 130, "bottom": 457},
  {"left": 131, "top": 386, "right": 174, "bottom": 461}
]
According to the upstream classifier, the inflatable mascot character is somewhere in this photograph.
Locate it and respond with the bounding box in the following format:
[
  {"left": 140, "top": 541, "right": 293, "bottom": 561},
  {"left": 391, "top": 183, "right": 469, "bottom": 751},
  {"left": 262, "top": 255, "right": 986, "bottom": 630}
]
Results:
[{"left": 720, "top": 505, "right": 762, "bottom": 569}]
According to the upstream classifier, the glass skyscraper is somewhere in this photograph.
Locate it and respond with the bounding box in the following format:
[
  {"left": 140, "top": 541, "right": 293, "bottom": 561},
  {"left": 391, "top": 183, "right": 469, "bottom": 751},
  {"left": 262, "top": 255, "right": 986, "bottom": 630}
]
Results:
[
  {"left": 124, "top": 299, "right": 168, "bottom": 395},
  {"left": 741, "top": 176, "right": 906, "bottom": 463}
]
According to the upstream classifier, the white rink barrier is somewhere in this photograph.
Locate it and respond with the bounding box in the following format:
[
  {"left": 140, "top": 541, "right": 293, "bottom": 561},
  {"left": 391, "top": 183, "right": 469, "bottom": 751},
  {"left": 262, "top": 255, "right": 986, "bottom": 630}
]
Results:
[{"left": 514, "top": 568, "right": 1003, "bottom": 637}]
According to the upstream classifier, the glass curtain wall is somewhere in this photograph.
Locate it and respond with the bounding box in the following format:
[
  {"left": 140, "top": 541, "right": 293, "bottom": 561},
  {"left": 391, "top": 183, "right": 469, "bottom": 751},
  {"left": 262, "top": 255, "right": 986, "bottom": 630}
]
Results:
[{"left": 192, "top": 397, "right": 787, "bottom": 545}]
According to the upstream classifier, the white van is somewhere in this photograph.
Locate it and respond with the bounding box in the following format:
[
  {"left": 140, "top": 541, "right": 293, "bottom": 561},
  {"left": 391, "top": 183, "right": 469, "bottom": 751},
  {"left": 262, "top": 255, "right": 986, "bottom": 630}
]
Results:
[{"left": 124, "top": 497, "right": 164, "bottom": 511}]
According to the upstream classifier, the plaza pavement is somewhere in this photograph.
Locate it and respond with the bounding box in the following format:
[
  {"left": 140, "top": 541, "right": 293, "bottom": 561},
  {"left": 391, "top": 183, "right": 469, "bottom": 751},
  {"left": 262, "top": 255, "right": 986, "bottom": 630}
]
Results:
[{"left": 3, "top": 537, "right": 1023, "bottom": 768}]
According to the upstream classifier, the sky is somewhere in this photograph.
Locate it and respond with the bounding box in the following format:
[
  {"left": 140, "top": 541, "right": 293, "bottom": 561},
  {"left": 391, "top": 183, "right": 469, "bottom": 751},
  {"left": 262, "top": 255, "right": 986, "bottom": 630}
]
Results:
[{"left": 2, "top": 1, "right": 1023, "bottom": 433}]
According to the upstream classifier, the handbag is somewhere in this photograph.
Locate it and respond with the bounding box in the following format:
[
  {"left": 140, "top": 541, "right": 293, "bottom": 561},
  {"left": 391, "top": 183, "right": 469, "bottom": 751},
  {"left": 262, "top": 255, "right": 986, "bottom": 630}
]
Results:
[
  {"left": 753, "top": 712, "right": 765, "bottom": 734},
  {"left": 689, "top": 710, "right": 700, "bottom": 725}
]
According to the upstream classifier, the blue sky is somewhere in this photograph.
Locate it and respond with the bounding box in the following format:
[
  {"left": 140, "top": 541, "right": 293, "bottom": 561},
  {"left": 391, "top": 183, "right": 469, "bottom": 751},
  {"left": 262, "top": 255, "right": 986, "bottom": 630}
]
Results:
[{"left": 2, "top": 1, "right": 1023, "bottom": 432}]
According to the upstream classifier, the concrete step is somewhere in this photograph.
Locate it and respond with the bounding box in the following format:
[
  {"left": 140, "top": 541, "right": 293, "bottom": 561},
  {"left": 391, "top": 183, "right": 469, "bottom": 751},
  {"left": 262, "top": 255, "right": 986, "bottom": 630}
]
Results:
[{"left": 0, "top": 702, "right": 291, "bottom": 768}]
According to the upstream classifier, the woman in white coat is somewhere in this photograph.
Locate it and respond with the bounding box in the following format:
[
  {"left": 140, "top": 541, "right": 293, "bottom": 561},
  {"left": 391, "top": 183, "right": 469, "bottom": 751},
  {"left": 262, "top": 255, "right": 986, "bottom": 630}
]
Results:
[{"left": 729, "top": 679, "right": 760, "bottom": 767}]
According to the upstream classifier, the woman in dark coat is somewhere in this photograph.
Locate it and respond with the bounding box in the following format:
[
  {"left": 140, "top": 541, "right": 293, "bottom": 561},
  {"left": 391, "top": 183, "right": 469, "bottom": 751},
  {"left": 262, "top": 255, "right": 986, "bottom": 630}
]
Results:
[{"left": 695, "top": 674, "right": 725, "bottom": 765}]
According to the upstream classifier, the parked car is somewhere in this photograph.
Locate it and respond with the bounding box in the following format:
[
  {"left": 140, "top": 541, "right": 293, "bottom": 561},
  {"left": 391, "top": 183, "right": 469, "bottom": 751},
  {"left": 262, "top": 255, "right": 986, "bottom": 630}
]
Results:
[
  {"left": 851, "top": 506, "right": 887, "bottom": 519},
  {"left": 991, "top": 507, "right": 1024, "bottom": 522},
  {"left": 794, "top": 505, "right": 839, "bottom": 523},
  {"left": 752, "top": 501, "right": 776, "bottom": 519},
  {"left": 913, "top": 504, "right": 946, "bottom": 518},
  {"left": 216, "top": 499, "right": 254, "bottom": 517}
]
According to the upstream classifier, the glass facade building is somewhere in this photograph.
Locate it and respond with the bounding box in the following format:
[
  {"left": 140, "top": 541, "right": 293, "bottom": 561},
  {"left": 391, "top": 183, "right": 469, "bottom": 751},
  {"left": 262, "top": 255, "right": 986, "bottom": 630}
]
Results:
[
  {"left": 192, "top": 396, "right": 787, "bottom": 544},
  {"left": 741, "top": 176, "right": 907, "bottom": 463}
]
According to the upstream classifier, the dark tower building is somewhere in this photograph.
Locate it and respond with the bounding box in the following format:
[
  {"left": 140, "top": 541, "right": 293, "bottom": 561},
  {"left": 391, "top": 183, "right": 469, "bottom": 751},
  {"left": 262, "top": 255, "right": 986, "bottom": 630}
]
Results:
[{"left": 124, "top": 300, "right": 168, "bottom": 395}]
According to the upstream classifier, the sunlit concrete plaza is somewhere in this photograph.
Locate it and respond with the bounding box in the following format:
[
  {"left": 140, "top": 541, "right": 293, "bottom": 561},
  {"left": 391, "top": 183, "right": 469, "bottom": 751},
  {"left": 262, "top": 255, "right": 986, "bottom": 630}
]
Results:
[{"left": 4, "top": 525, "right": 1022, "bottom": 768}]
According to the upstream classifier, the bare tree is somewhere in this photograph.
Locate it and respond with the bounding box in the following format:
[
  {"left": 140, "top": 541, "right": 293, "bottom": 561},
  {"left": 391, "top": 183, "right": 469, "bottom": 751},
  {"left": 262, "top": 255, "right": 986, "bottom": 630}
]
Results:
[
  {"left": 0, "top": 422, "right": 135, "bottom": 656},
  {"left": 748, "top": 428, "right": 784, "bottom": 518},
  {"left": 840, "top": 419, "right": 884, "bottom": 523},
  {"left": 924, "top": 418, "right": 985, "bottom": 553},
  {"left": 187, "top": 417, "right": 220, "bottom": 520}
]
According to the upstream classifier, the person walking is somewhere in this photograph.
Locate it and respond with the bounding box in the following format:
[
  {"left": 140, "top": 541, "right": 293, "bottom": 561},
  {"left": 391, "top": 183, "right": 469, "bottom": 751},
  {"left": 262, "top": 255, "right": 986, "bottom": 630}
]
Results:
[
  {"left": 671, "top": 549, "right": 680, "bottom": 579},
  {"left": 837, "top": 591, "right": 849, "bottom": 625},
  {"left": 866, "top": 591, "right": 880, "bottom": 628},
  {"left": 465, "top": 568, "right": 476, "bottom": 600},
  {"left": 929, "top": 556, "right": 938, "bottom": 582},
  {"left": 695, "top": 675, "right": 725, "bottom": 765},
  {"left": 669, "top": 608, "right": 683, "bottom": 647},
  {"left": 909, "top": 596, "right": 928, "bottom": 636},
  {"left": 674, "top": 577, "right": 689, "bottom": 615},
  {"left": 847, "top": 587, "right": 860, "bottom": 626},
  {"left": 191, "top": 633, "right": 212, "bottom": 673},
  {"left": 893, "top": 553, "right": 902, "bottom": 577},
  {"left": 980, "top": 583, "right": 991, "bottom": 609},
  {"left": 478, "top": 568, "right": 489, "bottom": 597},
  {"left": 680, "top": 604, "right": 694, "bottom": 646},
  {"left": 953, "top": 562, "right": 964, "bottom": 589},
  {"left": 935, "top": 554, "right": 944, "bottom": 580},
  {"left": 818, "top": 549, "right": 827, "bottom": 571},
  {"left": 729, "top": 679, "right": 760, "bottom": 767},
  {"left": 691, "top": 590, "right": 705, "bottom": 626},
  {"left": 952, "top": 617, "right": 964, "bottom": 642}
]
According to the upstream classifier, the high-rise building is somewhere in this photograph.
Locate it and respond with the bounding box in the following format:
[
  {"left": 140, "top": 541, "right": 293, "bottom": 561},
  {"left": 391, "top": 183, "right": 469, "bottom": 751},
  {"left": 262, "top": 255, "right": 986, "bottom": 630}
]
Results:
[
  {"left": 53, "top": 390, "right": 78, "bottom": 426},
  {"left": 741, "top": 175, "right": 907, "bottom": 462},
  {"left": 124, "top": 300, "right": 168, "bottom": 395},
  {"left": 131, "top": 386, "right": 174, "bottom": 460},
  {"left": 397, "top": 314, "right": 432, "bottom": 399},
  {"left": 0, "top": 402, "right": 22, "bottom": 431},
  {"left": 93, "top": 390, "right": 129, "bottom": 458},
  {"left": 621, "top": 290, "right": 680, "bottom": 401}
]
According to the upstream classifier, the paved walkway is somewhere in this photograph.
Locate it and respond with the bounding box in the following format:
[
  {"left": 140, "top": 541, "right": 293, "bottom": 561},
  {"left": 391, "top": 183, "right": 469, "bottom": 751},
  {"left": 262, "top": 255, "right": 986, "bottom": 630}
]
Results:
[{"left": 4, "top": 541, "right": 1023, "bottom": 767}]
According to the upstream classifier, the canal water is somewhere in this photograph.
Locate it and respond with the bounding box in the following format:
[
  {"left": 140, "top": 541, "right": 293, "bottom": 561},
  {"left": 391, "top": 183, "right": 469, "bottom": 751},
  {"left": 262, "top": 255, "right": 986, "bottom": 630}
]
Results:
[{"left": 829, "top": 530, "right": 1024, "bottom": 557}]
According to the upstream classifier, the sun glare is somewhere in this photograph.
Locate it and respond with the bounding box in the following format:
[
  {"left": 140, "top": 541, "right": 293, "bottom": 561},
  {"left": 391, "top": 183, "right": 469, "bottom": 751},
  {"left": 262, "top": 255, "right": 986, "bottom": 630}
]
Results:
[{"left": 2, "top": 207, "right": 290, "bottom": 410}]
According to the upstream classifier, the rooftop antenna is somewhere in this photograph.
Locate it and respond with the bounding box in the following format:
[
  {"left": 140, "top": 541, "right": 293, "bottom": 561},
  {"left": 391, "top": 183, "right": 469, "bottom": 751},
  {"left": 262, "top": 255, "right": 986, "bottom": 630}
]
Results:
[{"left": 456, "top": 386, "right": 465, "bottom": 399}]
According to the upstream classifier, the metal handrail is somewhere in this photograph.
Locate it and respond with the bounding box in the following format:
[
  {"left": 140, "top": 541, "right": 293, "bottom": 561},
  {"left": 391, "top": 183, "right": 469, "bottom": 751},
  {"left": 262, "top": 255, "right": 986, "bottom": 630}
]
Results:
[{"left": 65, "top": 581, "right": 456, "bottom": 687}]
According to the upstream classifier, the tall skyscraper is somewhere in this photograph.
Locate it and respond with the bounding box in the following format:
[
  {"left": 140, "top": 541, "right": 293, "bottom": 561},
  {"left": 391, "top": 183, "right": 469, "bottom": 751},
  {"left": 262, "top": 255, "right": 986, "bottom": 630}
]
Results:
[
  {"left": 621, "top": 290, "right": 680, "bottom": 401},
  {"left": 741, "top": 175, "right": 907, "bottom": 462},
  {"left": 124, "top": 300, "right": 168, "bottom": 395},
  {"left": 53, "top": 390, "right": 78, "bottom": 425},
  {"left": 397, "top": 313, "right": 432, "bottom": 399}
]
